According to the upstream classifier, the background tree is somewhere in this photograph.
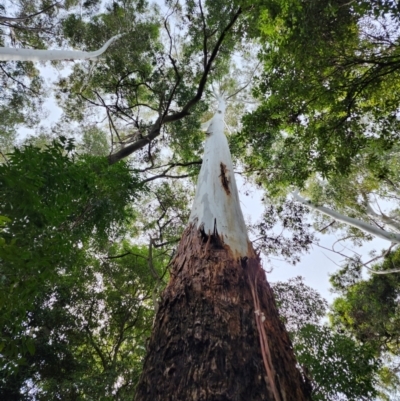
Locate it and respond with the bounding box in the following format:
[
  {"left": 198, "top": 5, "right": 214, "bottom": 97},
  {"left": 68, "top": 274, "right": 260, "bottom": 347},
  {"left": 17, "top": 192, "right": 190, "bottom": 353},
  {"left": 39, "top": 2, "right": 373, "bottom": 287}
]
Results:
[
  {"left": 272, "top": 276, "right": 381, "bottom": 401},
  {"left": 239, "top": 0, "right": 400, "bottom": 189},
  {"left": 330, "top": 249, "right": 400, "bottom": 400},
  {"left": 231, "top": 0, "right": 400, "bottom": 277}
]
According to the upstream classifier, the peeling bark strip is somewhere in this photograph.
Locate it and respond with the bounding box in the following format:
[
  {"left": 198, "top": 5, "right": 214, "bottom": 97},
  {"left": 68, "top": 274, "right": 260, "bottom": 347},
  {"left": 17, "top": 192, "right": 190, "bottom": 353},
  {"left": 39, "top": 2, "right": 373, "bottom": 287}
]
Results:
[
  {"left": 249, "top": 271, "right": 281, "bottom": 401},
  {"left": 220, "top": 162, "right": 231, "bottom": 195},
  {"left": 134, "top": 225, "right": 311, "bottom": 401},
  {"left": 189, "top": 97, "right": 250, "bottom": 257}
]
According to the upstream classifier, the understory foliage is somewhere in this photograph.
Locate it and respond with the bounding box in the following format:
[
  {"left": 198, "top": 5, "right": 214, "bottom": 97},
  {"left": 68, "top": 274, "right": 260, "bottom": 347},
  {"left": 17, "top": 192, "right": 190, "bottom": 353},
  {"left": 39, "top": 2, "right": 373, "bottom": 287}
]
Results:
[
  {"left": 0, "top": 139, "right": 155, "bottom": 399},
  {"left": 1, "top": 0, "right": 400, "bottom": 399}
]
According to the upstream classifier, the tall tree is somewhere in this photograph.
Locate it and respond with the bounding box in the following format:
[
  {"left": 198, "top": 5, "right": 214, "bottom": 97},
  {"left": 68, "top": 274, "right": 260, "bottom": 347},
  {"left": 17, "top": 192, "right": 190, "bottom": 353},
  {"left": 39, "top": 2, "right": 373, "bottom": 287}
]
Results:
[{"left": 134, "top": 95, "right": 310, "bottom": 400}]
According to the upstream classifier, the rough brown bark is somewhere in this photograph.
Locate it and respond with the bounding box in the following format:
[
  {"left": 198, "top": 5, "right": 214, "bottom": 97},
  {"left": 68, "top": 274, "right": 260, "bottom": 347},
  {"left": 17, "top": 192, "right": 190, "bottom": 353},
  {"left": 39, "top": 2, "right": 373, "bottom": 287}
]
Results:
[{"left": 134, "top": 225, "right": 311, "bottom": 401}]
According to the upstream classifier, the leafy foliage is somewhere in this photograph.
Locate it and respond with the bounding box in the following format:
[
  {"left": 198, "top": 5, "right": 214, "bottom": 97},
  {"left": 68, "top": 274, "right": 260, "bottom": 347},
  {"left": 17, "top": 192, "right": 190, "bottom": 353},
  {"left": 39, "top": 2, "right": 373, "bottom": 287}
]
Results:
[
  {"left": 251, "top": 200, "right": 314, "bottom": 265},
  {"left": 272, "top": 276, "right": 327, "bottom": 333},
  {"left": 0, "top": 0, "right": 68, "bottom": 150},
  {"left": 237, "top": 0, "right": 400, "bottom": 195},
  {"left": 295, "top": 324, "right": 379, "bottom": 401},
  {"left": 0, "top": 138, "right": 141, "bottom": 366},
  {"left": 2, "top": 0, "right": 399, "bottom": 399},
  {"left": 272, "top": 277, "right": 381, "bottom": 401},
  {"left": 330, "top": 249, "right": 400, "bottom": 356}
]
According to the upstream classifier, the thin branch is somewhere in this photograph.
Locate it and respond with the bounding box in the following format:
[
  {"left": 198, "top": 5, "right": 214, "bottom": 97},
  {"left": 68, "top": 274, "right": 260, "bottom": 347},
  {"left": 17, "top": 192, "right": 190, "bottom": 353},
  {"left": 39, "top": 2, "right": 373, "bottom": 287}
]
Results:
[
  {"left": 105, "top": 252, "right": 131, "bottom": 259},
  {"left": 315, "top": 240, "right": 400, "bottom": 274},
  {"left": 139, "top": 159, "right": 201, "bottom": 182},
  {"left": 317, "top": 220, "right": 335, "bottom": 233},
  {"left": 142, "top": 173, "right": 191, "bottom": 183},
  {"left": 0, "top": 2, "right": 60, "bottom": 22},
  {"left": 132, "top": 159, "right": 202, "bottom": 173},
  {"left": 198, "top": 0, "right": 208, "bottom": 70},
  {"left": 0, "top": 64, "right": 39, "bottom": 95},
  {"left": 162, "top": 14, "right": 181, "bottom": 124},
  {"left": 95, "top": 91, "right": 122, "bottom": 143},
  {"left": 0, "top": 21, "right": 54, "bottom": 33},
  {"left": 226, "top": 61, "right": 262, "bottom": 100},
  {"left": 153, "top": 238, "right": 180, "bottom": 248}
]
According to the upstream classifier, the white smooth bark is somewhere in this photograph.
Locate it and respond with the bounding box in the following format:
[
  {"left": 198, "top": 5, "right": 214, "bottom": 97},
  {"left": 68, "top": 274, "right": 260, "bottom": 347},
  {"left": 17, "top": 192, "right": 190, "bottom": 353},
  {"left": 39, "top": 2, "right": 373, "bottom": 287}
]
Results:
[
  {"left": 292, "top": 191, "right": 400, "bottom": 244},
  {"left": 363, "top": 198, "right": 400, "bottom": 233},
  {"left": 0, "top": 34, "right": 122, "bottom": 61},
  {"left": 189, "top": 97, "right": 251, "bottom": 257}
]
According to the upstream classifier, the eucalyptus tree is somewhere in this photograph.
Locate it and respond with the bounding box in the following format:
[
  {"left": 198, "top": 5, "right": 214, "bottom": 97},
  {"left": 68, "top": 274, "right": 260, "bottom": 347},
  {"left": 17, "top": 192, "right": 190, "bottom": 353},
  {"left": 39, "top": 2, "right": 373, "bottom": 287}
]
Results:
[{"left": 133, "top": 93, "right": 310, "bottom": 400}]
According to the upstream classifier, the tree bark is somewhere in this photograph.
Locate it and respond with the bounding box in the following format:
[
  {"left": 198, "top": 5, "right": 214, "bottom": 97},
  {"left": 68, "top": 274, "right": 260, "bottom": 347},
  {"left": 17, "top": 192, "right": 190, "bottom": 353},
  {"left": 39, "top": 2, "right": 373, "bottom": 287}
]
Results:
[{"left": 134, "top": 224, "right": 311, "bottom": 401}]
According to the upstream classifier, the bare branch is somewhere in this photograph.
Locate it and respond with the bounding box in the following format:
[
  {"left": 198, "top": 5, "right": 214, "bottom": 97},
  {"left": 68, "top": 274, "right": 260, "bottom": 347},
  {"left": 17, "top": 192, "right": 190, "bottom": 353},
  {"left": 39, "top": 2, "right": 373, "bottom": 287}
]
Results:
[
  {"left": 140, "top": 160, "right": 201, "bottom": 183},
  {"left": 95, "top": 91, "right": 123, "bottom": 143},
  {"left": 226, "top": 61, "right": 262, "bottom": 100},
  {"left": 198, "top": 0, "right": 208, "bottom": 70},
  {"left": 315, "top": 240, "right": 400, "bottom": 275},
  {"left": 0, "top": 2, "right": 60, "bottom": 22},
  {"left": 0, "top": 64, "right": 40, "bottom": 95}
]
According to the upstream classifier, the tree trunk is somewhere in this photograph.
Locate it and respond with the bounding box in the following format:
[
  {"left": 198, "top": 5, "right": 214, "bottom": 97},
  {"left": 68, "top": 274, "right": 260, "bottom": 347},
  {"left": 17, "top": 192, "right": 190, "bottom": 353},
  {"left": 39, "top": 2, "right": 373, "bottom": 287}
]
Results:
[
  {"left": 135, "top": 96, "right": 311, "bottom": 400},
  {"left": 134, "top": 224, "right": 311, "bottom": 401}
]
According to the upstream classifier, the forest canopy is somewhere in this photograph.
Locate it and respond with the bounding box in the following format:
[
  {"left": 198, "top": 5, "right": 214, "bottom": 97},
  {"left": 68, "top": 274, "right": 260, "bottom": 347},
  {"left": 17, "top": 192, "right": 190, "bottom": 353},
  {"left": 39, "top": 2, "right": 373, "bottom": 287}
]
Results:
[{"left": 1, "top": 0, "right": 400, "bottom": 399}]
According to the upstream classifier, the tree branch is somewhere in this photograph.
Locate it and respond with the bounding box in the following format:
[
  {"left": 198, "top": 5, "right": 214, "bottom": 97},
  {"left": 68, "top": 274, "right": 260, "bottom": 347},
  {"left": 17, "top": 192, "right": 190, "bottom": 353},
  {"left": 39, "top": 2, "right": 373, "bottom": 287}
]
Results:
[
  {"left": 107, "top": 8, "right": 242, "bottom": 165},
  {"left": 0, "top": 34, "right": 122, "bottom": 61},
  {"left": 292, "top": 190, "right": 400, "bottom": 244},
  {"left": 0, "top": 2, "right": 60, "bottom": 22},
  {"left": 0, "top": 64, "right": 39, "bottom": 94}
]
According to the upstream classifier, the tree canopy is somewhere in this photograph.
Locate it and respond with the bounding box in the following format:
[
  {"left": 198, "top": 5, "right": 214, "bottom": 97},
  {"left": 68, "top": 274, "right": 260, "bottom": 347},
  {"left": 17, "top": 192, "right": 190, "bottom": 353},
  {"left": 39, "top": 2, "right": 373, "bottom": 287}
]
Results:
[{"left": 1, "top": 0, "right": 400, "bottom": 399}]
